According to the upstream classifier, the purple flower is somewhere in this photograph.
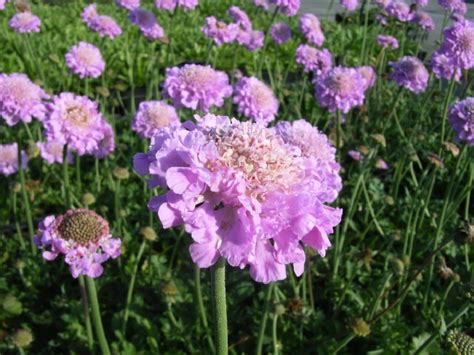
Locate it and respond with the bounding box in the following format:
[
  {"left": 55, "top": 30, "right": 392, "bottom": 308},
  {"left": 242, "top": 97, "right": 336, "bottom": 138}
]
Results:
[
  {"left": 438, "top": 0, "right": 464, "bottom": 13},
  {"left": 412, "top": 11, "right": 435, "bottom": 31},
  {"left": 228, "top": 6, "right": 252, "bottom": 32},
  {"left": 202, "top": 17, "right": 239, "bottom": 46},
  {"left": 270, "top": 0, "right": 301, "bottom": 16},
  {"left": 133, "top": 114, "right": 342, "bottom": 283},
  {"left": 415, "top": 0, "right": 428, "bottom": 6},
  {"left": 376, "top": 35, "right": 399, "bottom": 49},
  {"left": 233, "top": 77, "right": 279, "bottom": 125},
  {"left": 376, "top": 14, "right": 389, "bottom": 25},
  {"left": 431, "top": 49, "right": 461, "bottom": 81},
  {"left": 314, "top": 66, "right": 366, "bottom": 113},
  {"left": 35, "top": 209, "right": 121, "bottom": 278},
  {"left": 81, "top": 4, "right": 98, "bottom": 26},
  {"left": 440, "top": 20, "right": 474, "bottom": 70},
  {"left": 386, "top": 0, "right": 414, "bottom": 21},
  {"left": 0, "top": 73, "right": 48, "bottom": 126},
  {"left": 0, "top": 143, "right": 27, "bottom": 176},
  {"left": 270, "top": 22, "right": 292, "bottom": 44},
  {"left": 163, "top": 64, "right": 232, "bottom": 112},
  {"left": 9, "top": 12, "right": 41, "bottom": 33},
  {"left": 0, "top": 0, "right": 6, "bottom": 11},
  {"left": 116, "top": 0, "right": 140, "bottom": 11},
  {"left": 389, "top": 56, "right": 429, "bottom": 93},
  {"left": 43, "top": 93, "right": 112, "bottom": 156},
  {"left": 238, "top": 29, "right": 265, "bottom": 51},
  {"left": 65, "top": 42, "right": 105, "bottom": 79},
  {"left": 93, "top": 123, "right": 115, "bottom": 159},
  {"left": 373, "top": 0, "right": 392, "bottom": 9},
  {"left": 358, "top": 65, "right": 376, "bottom": 90},
  {"left": 141, "top": 22, "right": 165, "bottom": 40},
  {"left": 254, "top": 0, "right": 270, "bottom": 9},
  {"left": 154, "top": 0, "right": 198, "bottom": 11},
  {"left": 299, "top": 13, "right": 325, "bottom": 46},
  {"left": 37, "top": 141, "right": 73, "bottom": 165},
  {"left": 448, "top": 97, "right": 474, "bottom": 146},
  {"left": 129, "top": 8, "right": 157, "bottom": 28},
  {"left": 341, "top": 0, "right": 359, "bottom": 11},
  {"left": 132, "top": 101, "right": 180, "bottom": 139},
  {"left": 452, "top": 1, "right": 467, "bottom": 20},
  {"left": 348, "top": 150, "right": 364, "bottom": 161},
  {"left": 375, "top": 159, "right": 389, "bottom": 169},
  {"left": 90, "top": 15, "right": 122, "bottom": 39},
  {"left": 295, "top": 45, "right": 333, "bottom": 75}
]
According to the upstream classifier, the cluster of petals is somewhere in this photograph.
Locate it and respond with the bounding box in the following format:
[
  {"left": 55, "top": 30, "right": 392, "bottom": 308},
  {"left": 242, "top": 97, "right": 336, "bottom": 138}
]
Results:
[
  {"left": 233, "top": 76, "right": 279, "bottom": 125},
  {"left": 162, "top": 64, "right": 232, "bottom": 112},
  {"left": 202, "top": 16, "right": 239, "bottom": 46},
  {"left": 358, "top": 66, "right": 376, "bottom": 90},
  {"left": 438, "top": 0, "right": 466, "bottom": 14},
  {"left": 389, "top": 56, "right": 429, "bottom": 93},
  {"left": 228, "top": 6, "right": 252, "bottom": 31},
  {"left": 0, "top": 143, "right": 27, "bottom": 176},
  {"left": 65, "top": 42, "right": 105, "bottom": 79},
  {"left": 376, "top": 35, "right": 399, "bottom": 49},
  {"left": 254, "top": 0, "right": 270, "bottom": 9},
  {"left": 270, "top": 22, "right": 292, "bottom": 44},
  {"left": 340, "top": 0, "right": 359, "bottom": 11},
  {"left": 226, "top": 6, "right": 264, "bottom": 51},
  {"left": 90, "top": 15, "right": 122, "bottom": 39},
  {"left": 116, "top": 0, "right": 140, "bottom": 11},
  {"left": 270, "top": 0, "right": 301, "bottom": 16},
  {"left": 155, "top": 0, "right": 198, "bottom": 11},
  {"left": 129, "top": 8, "right": 165, "bottom": 40},
  {"left": 81, "top": 4, "right": 98, "bottom": 26},
  {"left": 295, "top": 45, "right": 333, "bottom": 75},
  {"left": 132, "top": 101, "right": 180, "bottom": 139},
  {"left": 299, "top": 13, "right": 325, "bottom": 46},
  {"left": 0, "top": 73, "right": 48, "bottom": 126},
  {"left": 386, "top": 0, "right": 414, "bottom": 22},
  {"left": 448, "top": 97, "right": 474, "bottom": 146},
  {"left": 42, "top": 93, "right": 114, "bottom": 157},
  {"left": 9, "top": 12, "right": 41, "bottom": 33},
  {"left": 133, "top": 114, "right": 342, "bottom": 283},
  {"left": 412, "top": 11, "right": 435, "bottom": 31},
  {"left": 314, "top": 66, "right": 366, "bottom": 113},
  {"left": 431, "top": 49, "right": 461, "bottom": 81},
  {"left": 35, "top": 209, "right": 121, "bottom": 278},
  {"left": 439, "top": 20, "right": 474, "bottom": 70},
  {"left": 37, "top": 140, "right": 73, "bottom": 165}
]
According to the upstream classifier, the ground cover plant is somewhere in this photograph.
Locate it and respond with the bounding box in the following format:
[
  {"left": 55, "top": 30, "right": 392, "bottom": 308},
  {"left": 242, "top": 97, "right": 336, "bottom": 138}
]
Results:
[{"left": 0, "top": 0, "right": 473, "bottom": 353}]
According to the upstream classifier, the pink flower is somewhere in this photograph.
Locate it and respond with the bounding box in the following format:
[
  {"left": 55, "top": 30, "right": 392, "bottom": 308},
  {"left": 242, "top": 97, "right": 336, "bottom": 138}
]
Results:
[
  {"left": 9, "top": 12, "right": 41, "bottom": 33},
  {"left": 89, "top": 15, "right": 122, "bottom": 39},
  {"left": 81, "top": 4, "right": 98, "bottom": 26},
  {"left": 116, "top": 0, "right": 140, "bottom": 11},
  {"left": 0, "top": 143, "right": 28, "bottom": 176},
  {"left": 389, "top": 56, "right": 429, "bottom": 93},
  {"left": 270, "top": 0, "right": 301, "bottom": 16},
  {"left": 201, "top": 16, "right": 239, "bottom": 46},
  {"left": 386, "top": 0, "right": 414, "bottom": 21},
  {"left": 37, "top": 141, "right": 73, "bottom": 165},
  {"left": 358, "top": 65, "right": 376, "bottom": 90},
  {"left": 431, "top": 49, "right": 461, "bottom": 81},
  {"left": 299, "top": 13, "right": 325, "bottom": 46},
  {"left": 65, "top": 42, "right": 105, "bottom": 79},
  {"left": 375, "top": 159, "right": 389, "bottom": 169},
  {"left": 376, "top": 35, "right": 399, "bottom": 49},
  {"left": 154, "top": 0, "right": 198, "bottom": 11},
  {"left": 270, "top": 22, "right": 292, "bottom": 44},
  {"left": 132, "top": 101, "right": 180, "bottom": 139},
  {"left": 295, "top": 45, "right": 333, "bottom": 75},
  {"left": 341, "top": 0, "right": 359, "bottom": 11}
]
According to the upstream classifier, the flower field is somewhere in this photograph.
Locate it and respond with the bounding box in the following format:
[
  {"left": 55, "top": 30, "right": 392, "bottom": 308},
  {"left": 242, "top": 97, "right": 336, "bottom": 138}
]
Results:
[{"left": 0, "top": 0, "right": 472, "bottom": 353}]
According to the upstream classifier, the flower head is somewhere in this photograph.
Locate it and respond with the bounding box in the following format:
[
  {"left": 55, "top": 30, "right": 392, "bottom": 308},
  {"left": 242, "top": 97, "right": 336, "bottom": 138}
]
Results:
[
  {"left": 386, "top": 0, "right": 414, "bottom": 22},
  {"left": 239, "top": 29, "right": 265, "bottom": 51},
  {"left": 228, "top": 6, "right": 252, "bottom": 31},
  {"left": 129, "top": 8, "right": 156, "bottom": 28},
  {"left": 416, "top": 0, "right": 428, "bottom": 6},
  {"left": 412, "top": 11, "right": 435, "bottom": 31},
  {"left": 270, "top": 0, "right": 301, "bottom": 16},
  {"left": 341, "top": 0, "right": 359, "bottom": 11},
  {"left": 65, "top": 42, "right": 105, "bottom": 79},
  {"left": 0, "top": 0, "right": 6, "bottom": 10},
  {"left": 440, "top": 20, "right": 474, "bottom": 70},
  {"left": 389, "top": 56, "right": 429, "bottom": 93},
  {"left": 295, "top": 45, "right": 333, "bottom": 75},
  {"left": 116, "top": 0, "right": 140, "bottom": 11},
  {"left": 133, "top": 114, "right": 342, "bottom": 283},
  {"left": 93, "top": 122, "right": 115, "bottom": 159},
  {"left": 254, "top": 0, "right": 270, "bottom": 9},
  {"left": 358, "top": 65, "right": 376, "bottom": 90},
  {"left": 376, "top": 35, "right": 399, "bottom": 49},
  {"left": 132, "top": 101, "right": 180, "bottom": 139},
  {"left": 35, "top": 209, "right": 121, "bottom": 278},
  {"left": 163, "top": 64, "right": 232, "bottom": 112},
  {"left": 314, "top": 66, "right": 366, "bottom": 113},
  {"left": 0, "top": 73, "right": 48, "bottom": 126},
  {"left": 81, "top": 4, "right": 98, "bottom": 26},
  {"left": 431, "top": 49, "right": 461, "bottom": 81},
  {"left": 270, "top": 22, "right": 292, "bottom": 44},
  {"left": 154, "top": 0, "right": 198, "bottom": 11},
  {"left": 90, "top": 15, "right": 122, "bottom": 39},
  {"left": 141, "top": 22, "right": 165, "bottom": 40},
  {"left": 9, "top": 12, "right": 41, "bottom": 33},
  {"left": 373, "top": 0, "right": 391, "bottom": 9},
  {"left": 0, "top": 143, "right": 27, "bottom": 176},
  {"left": 448, "top": 97, "right": 474, "bottom": 146},
  {"left": 299, "top": 13, "right": 325, "bottom": 46},
  {"left": 233, "top": 77, "right": 279, "bottom": 125},
  {"left": 202, "top": 17, "right": 239, "bottom": 46},
  {"left": 37, "top": 141, "right": 73, "bottom": 165}
]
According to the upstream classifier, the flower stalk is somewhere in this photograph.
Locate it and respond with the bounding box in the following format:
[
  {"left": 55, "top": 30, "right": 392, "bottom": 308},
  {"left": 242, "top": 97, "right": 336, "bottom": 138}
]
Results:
[{"left": 211, "top": 258, "right": 228, "bottom": 355}]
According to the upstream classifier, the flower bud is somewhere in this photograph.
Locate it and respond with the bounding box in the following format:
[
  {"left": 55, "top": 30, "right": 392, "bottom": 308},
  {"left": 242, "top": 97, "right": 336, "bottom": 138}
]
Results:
[
  {"left": 113, "top": 167, "right": 130, "bottom": 180},
  {"left": 274, "top": 303, "right": 286, "bottom": 316},
  {"left": 2, "top": 295, "right": 22, "bottom": 315},
  {"left": 81, "top": 192, "right": 96, "bottom": 206},
  {"left": 12, "top": 329, "right": 33, "bottom": 348},
  {"left": 26, "top": 140, "right": 39, "bottom": 158},
  {"left": 390, "top": 257, "right": 405, "bottom": 275},
  {"left": 140, "top": 226, "right": 157, "bottom": 241},
  {"left": 351, "top": 318, "right": 370, "bottom": 337}
]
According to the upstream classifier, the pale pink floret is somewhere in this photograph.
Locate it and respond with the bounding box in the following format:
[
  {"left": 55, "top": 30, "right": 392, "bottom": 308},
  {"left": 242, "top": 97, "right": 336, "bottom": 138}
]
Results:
[
  {"left": 65, "top": 42, "right": 105, "bottom": 79},
  {"left": 0, "top": 143, "right": 28, "bottom": 176}
]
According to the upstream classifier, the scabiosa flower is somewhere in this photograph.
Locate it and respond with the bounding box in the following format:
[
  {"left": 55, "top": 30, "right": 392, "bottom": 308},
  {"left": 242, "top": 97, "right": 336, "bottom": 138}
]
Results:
[
  {"left": 438, "top": 0, "right": 465, "bottom": 13},
  {"left": 133, "top": 114, "right": 342, "bottom": 283},
  {"left": 358, "top": 66, "right": 376, "bottom": 90},
  {"left": 440, "top": 20, "right": 474, "bottom": 70},
  {"left": 348, "top": 150, "right": 364, "bottom": 161},
  {"left": 202, "top": 17, "right": 239, "bottom": 46},
  {"left": 270, "top": 0, "right": 301, "bottom": 16},
  {"left": 37, "top": 141, "right": 73, "bottom": 165},
  {"left": 255, "top": 0, "right": 270, "bottom": 9},
  {"left": 389, "top": 56, "right": 429, "bottom": 93},
  {"left": 93, "top": 123, "right": 115, "bottom": 158},
  {"left": 116, "top": 0, "right": 140, "bottom": 11},
  {"left": 299, "top": 13, "right": 325, "bottom": 46},
  {"left": 314, "top": 67, "right": 366, "bottom": 113},
  {"left": 163, "top": 64, "right": 232, "bottom": 112},
  {"left": 340, "top": 0, "right": 359, "bottom": 11},
  {"left": 90, "top": 15, "right": 122, "bottom": 39},
  {"left": 386, "top": 0, "right": 414, "bottom": 21},
  {"left": 0, "top": 143, "right": 27, "bottom": 176},
  {"left": 295, "top": 45, "right": 333, "bottom": 75},
  {"left": 416, "top": 0, "right": 428, "bottom": 6},
  {"left": 271, "top": 23, "right": 292, "bottom": 44},
  {"left": 154, "top": 0, "right": 198, "bottom": 11},
  {"left": 129, "top": 8, "right": 156, "bottom": 28},
  {"left": 43, "top": 93, "right": 112, "bottom": 156},
  {"left": 141, "top": 22, "right": 165, "bottom": 40},
  {"left": 412, "top": 11, "right": 435, "bottom": 31},
  {"left": 375, "top": 159, "right": 389, "bottom": 169},
  {"left": 376, "top": 35, "right": 399, "bottom": 49},
  {"left": 448, "top": 97, "right": 474, "bottom": 146},
  {"left": 452, "top": 1, "right": 467, "bottom": 20},
  {"left": 233, "top": 77, "right": 279, "bottom": 125},
  {"left": 9, "top": 12, "right": 41, "bottom": 33},
  {"left": 81, "top": 4, "right": 98, "bottom": 26},
  {"left": 132, "top": 101, "right": 180, "bottom": 139},
  {"left": 35, "top": 209, "right": 121, "bottom": 278},
  {"left": 0, "top": 73, "right": 48, "bottom": 126},
  {"left": 431, "top": 49, "right": 461, "bottom": 81},
  {"left": 65, "top": 42, "right": 105, "bottom": 79},
  {"left": 239, "top": 29, "right": 265, "bottom": 51},
  {"left": 0, "top": 0, "right": 5, "bottom": 10},
  {"left": 228, "top": 6, "right": 252, "bottom": 31},
  {"left": 373, "top": 0, "right": 391, "bottom": 9}
]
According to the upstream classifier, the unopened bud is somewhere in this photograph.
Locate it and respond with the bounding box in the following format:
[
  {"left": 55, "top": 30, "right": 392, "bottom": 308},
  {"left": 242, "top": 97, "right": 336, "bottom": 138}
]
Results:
[
  {"left": 12, "top": 329, "right": 33, "bottom": 348},
  {"left": 81, "top": 192, "right": 96, "bottom": 206},
  {"left": 351, "top": 318, "right": 370, "bottom": 337},
  {"left": 140, "top": 226, "right": 157, "bottom": 241},
  {"left": 113, "top": 167, "right": 130, "bottom": 180}
]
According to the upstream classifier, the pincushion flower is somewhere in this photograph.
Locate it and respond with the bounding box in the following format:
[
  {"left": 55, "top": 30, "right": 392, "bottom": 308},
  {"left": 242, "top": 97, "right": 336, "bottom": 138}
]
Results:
[
  {"left": 299, "top": 13, "right": 325, "bottom": 46},
  {"left": 440, "top": 20, "right": 474, "bottom": 70},
  {"left": 389, "top": 56, "right": 429, "bottom": 93},
  {"left": 270, "top": 23, "right": 292, "bottom": 44},
  {"left": 154, "top": 0, "right": 198, "bottom": 11},
  {"left": 37, "top": 141, "right": 73, "bottom": 165},
  {"left": 386, "top": 0, "right": 413, "bottom": 21},
  {"left": 43, "top": 93, "right": 112, "bottom": 156},
  {"left": 0, "top": 73, "right": 48, "bottom": 126},
  {"left": 270, "top": 0, "right": 301, "bottom": 16},
  {"left": 412, "top": 11, "right": 435, "bottom": 31},
  {"left": 233, "top": 77, "right": 279, "bottom": 125},
  {"left": 116, "top": 0, "right": 140, "bottom": 11},
  {"left": 141, "top": 22, "right": 165, "bottom": 40},
  {"left": 133, "top": 114, "right": 342, "bottom": 283},
  {"left": 202, "top": 17, "right": 239, "bottom": 46},
  {"left": 376, "top": 35, "right": 399, "bottom": 49},
  {"left": 93, "top": 123, "right": 115, "bottom": 159},
  {"left": 254, "top": 0, "right": 270, "bottom": 9},
  {"left": 228, "top": 6, "right": 252, "bottom": 32},
  {"left": 448, "top": 97, "right": 474, "bottom": 146},
  {"left": 132, "top": 101, "right": 180, "bottom": 139},
  {"left": 9, "top": 12, "right": 41, "bottom": 33},
  {"left": 0, "top": 0, "right": 5, "bottom": 10},
  {"left": 358, "top": 66, "right": 376, "bottom": 90},
  {"left": 314, "top": 66, "right": 366, "bottom": 113},
  {"left": 438, "top": 0, "right": 465, "bottom": 13},
  {"left": 65, "top": 42, "right": 105, "bottom": 79},
  {"left": 163, "top": 64, "right": 232, "bottom": 112},
  {"left": 341, "top": 0, "right": 358, "bottom": 11},
  {"left": 431, "top": 49, "right": 461, "bottom": 81},
  {"left": 0, "top": 143, "right": 27, "bottom": 176},
  {"left": 35, "top": 209, "right": 121, "bottom": 278},
  {"left": 89, "top": 15, "right": 122, "bottom": 39},
  {"left": 295, "top": 45, "right": 333, "bottom": 75},
  {"left": 81, "top": 4, "right": 98, "bottom": 26},
  {"left": 239, "top": 29, "right": 265, "bottom": 51},
  {"left": 451, "top": 1, "right": 467, "bottom": 20},
  {"left": 373, "top": 0, "right": 391, "bottom": 9}
]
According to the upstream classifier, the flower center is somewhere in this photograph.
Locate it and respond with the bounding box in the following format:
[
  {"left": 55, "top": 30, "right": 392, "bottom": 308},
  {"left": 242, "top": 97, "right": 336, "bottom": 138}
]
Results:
[
  {"left": 0, "top": 148, "right": 16, "bottom": 162},
  {"left": 56, "top": 209, "right": 108, "bottom": 245},
  {"left": 0, "top": 77, "right": 39, "bottom": 103},
  {"left": 77, "top": 47, "right": 100, "bottom": 67},
  {"left": 251, "top": 82, "right": 273, "bottom": 108},
  {"left": 146, "top": 106, "right": 173, "bottom": 128},
  {"left": 327, "top": 73, "right": 355, "bottom": 95},
  {"left": 64, "top": 103, "right": 92, "bottom": 128},
  {"left": 181, "top": 66, "right": 215, "bottom": 89},
  {"left": 400, "top": 60, "right": 420, "bottom": 75},
  {"left": 17, "top": 13, "right": 34, "bottom": 26}
]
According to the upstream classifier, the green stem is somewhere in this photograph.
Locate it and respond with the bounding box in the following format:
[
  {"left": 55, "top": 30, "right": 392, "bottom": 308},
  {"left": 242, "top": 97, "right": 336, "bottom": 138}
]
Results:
[
  {"left": 211, "top": 259, "right": 228, "bottom": 355},
  {"left": 440, "top": 76, "right": 457, "bottom": 147},
  {"left": 194, "top": 266, "right": 215, "bottom": 353},
  {"left": 360, "top": 0, "right": 370, "bottom": 64},
  {"left": 335, "top": 109, "right": 342, "bottom": 161},
  {"left": 86, "top": 277, "right": 111, "bottom": 355},
  {"left": 382, "top": 88, "right": 403, "bottom": 132},
  {"left": 272, "top": 314, "right": 279, "bottom": 355},
  {"left": 63, "top": 145, "right": 72, "bottom": 209},
  {"left": 17, "top": 141, "right": 35, "bottom": 254},
  {"left": 257, "top": 7, "right": 279, "bottom": 78},
  {"left": 76, "top": 154, "right": 82, "bottom": 193},
  {"left": 79, "top": 275, "right": 94, "bottom": 351},
  {"left": 256, "top": 284, "right": 274, "bottom": 355},
  {"left": 165, "top": 7, "right": 178, "bottom": 67}
]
